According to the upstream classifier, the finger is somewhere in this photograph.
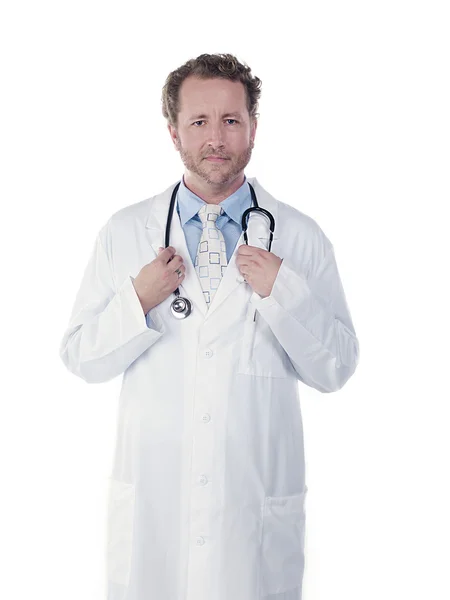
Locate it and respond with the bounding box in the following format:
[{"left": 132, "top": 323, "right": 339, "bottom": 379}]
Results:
[
  {"left": 173, "top": 265, "right": 185, "bottom": 280},
  {"left": 237, "top": 244, "right": 254, "bottom": 255},
  {"left": 160, "top": 246, "right": 176, "bottom": 262}
]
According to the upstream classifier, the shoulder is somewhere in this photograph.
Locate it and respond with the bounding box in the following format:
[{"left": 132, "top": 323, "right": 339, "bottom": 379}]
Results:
[
  {"left": 278, "top": 197, "right": 331, "bottom": 244},
  {"left": 97, "top": 195, "right": 155, "bottom": 247},
  {"left": 100, "top": 180, "right": 177, "bottom": 240},
  {"left": 278, "top": 199, "right": 333, "bottom": 277}
]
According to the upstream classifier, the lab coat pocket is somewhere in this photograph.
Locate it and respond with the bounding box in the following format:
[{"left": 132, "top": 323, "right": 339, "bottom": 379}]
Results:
[
  {"left": 106, "top": 477, "right": 136, "bottom": 587},
  {"left": 260, "top": 489, "right": 308, "bottom": 596},
  {"left": 237, "top": 302, "right": 289, "bottom": 378}
]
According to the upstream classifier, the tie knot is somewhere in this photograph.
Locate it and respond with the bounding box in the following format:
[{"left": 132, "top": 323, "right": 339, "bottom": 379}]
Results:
[{"left": 197, "top": 203, "right": 224, "bottom": 224}]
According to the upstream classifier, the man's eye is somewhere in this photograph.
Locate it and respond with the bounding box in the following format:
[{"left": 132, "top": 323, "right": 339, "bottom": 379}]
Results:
[{"left": 192, "top": 119, "right": 238, "bottom": 126}]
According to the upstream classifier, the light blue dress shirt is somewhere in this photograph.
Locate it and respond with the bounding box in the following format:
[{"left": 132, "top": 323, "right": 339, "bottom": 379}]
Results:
[{"left": 146, "top": 174, "right": 252, "bottom": 326}]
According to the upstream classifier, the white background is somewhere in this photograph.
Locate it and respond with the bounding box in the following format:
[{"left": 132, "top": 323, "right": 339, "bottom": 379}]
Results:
[{"left": 1, "top": 1, "right": 449, "bottom": 599}]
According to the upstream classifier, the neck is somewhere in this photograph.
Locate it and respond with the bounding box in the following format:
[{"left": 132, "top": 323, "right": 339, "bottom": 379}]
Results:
[{"left": 183, "top": 171, "right": 245, "bottom": 204}]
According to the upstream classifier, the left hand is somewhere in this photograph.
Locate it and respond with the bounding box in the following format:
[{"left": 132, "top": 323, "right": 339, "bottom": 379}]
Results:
[{"left": 235, "top": 244, "right": 283, "bottom": 298}]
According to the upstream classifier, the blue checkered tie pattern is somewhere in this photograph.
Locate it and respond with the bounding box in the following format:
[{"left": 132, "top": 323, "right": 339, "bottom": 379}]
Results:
[{"left": 195, "top": 203, "right": 228, "bottom": 307}]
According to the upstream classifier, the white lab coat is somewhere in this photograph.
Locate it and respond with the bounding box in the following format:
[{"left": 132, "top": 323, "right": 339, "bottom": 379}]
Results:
[{"left": 59, "top": 177, "right": 359, "bottom": 600}]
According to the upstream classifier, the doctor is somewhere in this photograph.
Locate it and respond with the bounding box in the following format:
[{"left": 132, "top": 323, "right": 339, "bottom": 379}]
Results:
[{"left": 59, "top": 53, "right": 359, "bottom": 600}]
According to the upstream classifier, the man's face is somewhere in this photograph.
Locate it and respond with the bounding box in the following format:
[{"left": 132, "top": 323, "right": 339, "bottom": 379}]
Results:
[{"left": 168, "top": 76, "right": 257, "bottom": 186}]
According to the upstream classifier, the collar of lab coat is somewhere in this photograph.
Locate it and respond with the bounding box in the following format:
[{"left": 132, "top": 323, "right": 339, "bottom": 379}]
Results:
[{"left": 144, "top": 177, "right": 280, "bottom": 320}]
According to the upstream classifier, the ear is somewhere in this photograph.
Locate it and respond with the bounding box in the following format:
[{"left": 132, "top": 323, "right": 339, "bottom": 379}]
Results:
[
  {"left": 167, "top": 123, "right": 180, "bottom": 150},
  {"left": 250, "top": 118, "right": 258, "bottom": 147}
]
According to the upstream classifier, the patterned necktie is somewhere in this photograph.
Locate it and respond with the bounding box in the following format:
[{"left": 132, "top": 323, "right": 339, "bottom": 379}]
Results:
[{"left": 194, "top": 203, "right": 228, "bottom": 307}]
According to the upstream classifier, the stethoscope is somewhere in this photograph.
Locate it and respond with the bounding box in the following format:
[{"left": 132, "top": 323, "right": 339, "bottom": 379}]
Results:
[{"left": 166, "top": 181, "right": 275, "bottom": 319}]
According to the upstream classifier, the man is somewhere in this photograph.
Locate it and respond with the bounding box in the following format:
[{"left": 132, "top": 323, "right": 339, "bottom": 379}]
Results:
[{"left": 59, "top": 53, "right": 359, "bottom": 600}]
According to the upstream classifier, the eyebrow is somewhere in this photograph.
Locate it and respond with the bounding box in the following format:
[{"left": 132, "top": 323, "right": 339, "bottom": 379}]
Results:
[{"left": 187, "top": 112, "right": 243, "bottom": 120}]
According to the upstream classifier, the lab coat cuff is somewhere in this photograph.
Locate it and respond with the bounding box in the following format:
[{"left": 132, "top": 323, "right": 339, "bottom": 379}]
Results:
[
  {"left": 123, "top": 275, "right": 165, "bottom": 334},
  {"left": 249, "top": 257, "right": 311, "bottom": 313}
]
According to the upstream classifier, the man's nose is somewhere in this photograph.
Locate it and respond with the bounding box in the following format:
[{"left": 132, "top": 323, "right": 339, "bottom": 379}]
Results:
[{"left": 206, "top": 123, "right": 226, "bottom": 146}]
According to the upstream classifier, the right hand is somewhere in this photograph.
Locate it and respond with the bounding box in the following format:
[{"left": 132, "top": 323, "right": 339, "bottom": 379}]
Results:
[{"left": 132, "top": 246, "right": 186, "bottom": 314}]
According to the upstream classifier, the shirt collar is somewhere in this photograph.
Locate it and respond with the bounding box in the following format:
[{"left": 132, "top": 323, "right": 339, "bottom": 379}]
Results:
[{"left": 176, "top": 174, "right": 251, "bottom": 226}]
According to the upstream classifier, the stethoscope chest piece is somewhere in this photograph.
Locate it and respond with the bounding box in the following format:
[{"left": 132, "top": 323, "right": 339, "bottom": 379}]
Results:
[{"left": 170, "top": 295, "right": 192, "bottom": 319}]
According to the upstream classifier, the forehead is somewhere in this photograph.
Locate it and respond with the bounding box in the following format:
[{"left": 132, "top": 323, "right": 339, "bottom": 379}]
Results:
[{"left": 178, "top": 76, "right": 247, "bottom": 115}]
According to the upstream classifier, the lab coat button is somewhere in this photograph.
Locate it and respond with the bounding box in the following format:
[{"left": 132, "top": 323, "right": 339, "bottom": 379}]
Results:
[
  {"left": 196, "top": 536, "right": 205, "bottom": 546},
  {"left": 201, "top": 414, "right": 211, "bottom": 423},
  {"left": 204, "top": 349, "right": 213, "bottom": 358},
  {"left": 199, "top": 475, "right": 208, "bottom": 485}
]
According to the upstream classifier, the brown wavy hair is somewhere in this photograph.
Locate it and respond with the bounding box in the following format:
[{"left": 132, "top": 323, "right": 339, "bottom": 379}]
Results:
[{"left": 161, "top": 53, "right": 262, "bottom": 129}]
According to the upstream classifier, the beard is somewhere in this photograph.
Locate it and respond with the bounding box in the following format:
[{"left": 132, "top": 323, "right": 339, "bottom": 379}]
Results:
[{"left": 177, "top": 140, "right": 254, "bottom": 186}]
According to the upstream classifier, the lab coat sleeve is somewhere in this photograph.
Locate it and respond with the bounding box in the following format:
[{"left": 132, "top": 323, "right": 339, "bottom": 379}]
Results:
[
  {"left": 59, "top": 223, "right": 165, "bottom": 384},
  {"left": 249, "top": 245, "right": 359, "bottom": 393}
]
